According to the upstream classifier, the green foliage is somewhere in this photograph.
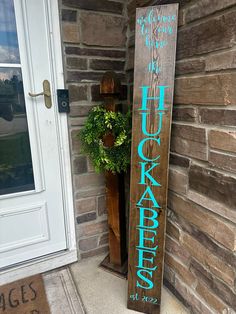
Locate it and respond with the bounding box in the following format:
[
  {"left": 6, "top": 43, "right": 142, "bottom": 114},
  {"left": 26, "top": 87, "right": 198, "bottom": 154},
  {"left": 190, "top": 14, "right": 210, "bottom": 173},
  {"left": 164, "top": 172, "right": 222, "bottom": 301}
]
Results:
[{"left": 79, "top": 106, "right": 132, "bottom": 173}]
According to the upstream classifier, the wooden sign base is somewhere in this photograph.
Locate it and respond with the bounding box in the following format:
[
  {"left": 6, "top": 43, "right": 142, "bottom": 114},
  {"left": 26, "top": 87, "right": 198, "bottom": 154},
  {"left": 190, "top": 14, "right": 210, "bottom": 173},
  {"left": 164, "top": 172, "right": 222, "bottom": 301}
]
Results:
[{"left": 100, "top": 254, "right": 127, "bottom": 278}]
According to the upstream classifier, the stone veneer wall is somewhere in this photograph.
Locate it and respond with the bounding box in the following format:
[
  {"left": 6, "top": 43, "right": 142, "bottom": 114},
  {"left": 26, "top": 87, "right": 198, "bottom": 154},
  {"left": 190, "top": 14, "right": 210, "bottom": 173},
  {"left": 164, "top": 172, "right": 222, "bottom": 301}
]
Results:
[
  {"left": 127, "top": 0, "right": 236, "bottom": 313},
  {"left": 59, "top": 0, "right": 127, "bottom": 258}
]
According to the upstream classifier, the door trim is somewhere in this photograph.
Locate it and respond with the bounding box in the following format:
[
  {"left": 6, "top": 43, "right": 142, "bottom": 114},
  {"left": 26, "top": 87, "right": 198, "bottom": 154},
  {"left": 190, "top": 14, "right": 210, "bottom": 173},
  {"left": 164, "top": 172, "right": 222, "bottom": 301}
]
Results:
[
  {"left": 48, "top": 0, "right": 77, "bottom": 253},
  {"left": 0, "top": 0, "right": 77, "bottom": 283},
  {"left": 0, "top": 250, "right": 77, "bottom": 285}
]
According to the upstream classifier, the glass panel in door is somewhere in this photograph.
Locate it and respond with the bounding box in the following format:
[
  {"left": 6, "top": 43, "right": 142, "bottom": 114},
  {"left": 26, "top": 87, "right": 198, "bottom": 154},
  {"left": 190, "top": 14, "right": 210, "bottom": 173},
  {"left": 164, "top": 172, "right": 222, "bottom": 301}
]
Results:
[{"left": 0, "top": 0, "right": 34, "bottom": 195}]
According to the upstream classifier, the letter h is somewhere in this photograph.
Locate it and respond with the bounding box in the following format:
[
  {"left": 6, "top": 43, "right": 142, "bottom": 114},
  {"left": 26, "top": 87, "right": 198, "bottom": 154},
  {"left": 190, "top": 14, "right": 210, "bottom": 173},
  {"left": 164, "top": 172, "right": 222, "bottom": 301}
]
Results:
[{"left": 140, "top": 85, "right": 169, "bottom": 111}]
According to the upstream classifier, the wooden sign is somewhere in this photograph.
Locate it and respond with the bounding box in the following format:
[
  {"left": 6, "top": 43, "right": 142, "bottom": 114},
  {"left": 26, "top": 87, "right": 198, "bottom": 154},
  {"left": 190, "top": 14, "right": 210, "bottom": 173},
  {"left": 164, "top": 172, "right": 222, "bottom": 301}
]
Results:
[{"left": 127, "top": 4, "right": 178, "bottom": 314}]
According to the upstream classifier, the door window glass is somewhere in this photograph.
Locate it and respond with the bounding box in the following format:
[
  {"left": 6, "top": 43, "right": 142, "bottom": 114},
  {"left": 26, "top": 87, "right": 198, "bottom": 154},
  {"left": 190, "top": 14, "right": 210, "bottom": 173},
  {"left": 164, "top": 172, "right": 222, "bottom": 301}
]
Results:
[
  {"left": 0, "top": 0, "right": 20, "bottom": 63},
  {"left": 0, "top": 0, "right": 34, "bottom": 195}
]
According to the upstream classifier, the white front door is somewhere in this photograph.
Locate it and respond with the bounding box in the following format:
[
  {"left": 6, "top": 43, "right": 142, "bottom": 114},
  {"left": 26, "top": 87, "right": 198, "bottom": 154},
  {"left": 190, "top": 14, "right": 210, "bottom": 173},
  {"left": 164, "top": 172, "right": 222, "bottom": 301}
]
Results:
[{"left": 0, "top": 0, "right": 72, "bottom": 270}]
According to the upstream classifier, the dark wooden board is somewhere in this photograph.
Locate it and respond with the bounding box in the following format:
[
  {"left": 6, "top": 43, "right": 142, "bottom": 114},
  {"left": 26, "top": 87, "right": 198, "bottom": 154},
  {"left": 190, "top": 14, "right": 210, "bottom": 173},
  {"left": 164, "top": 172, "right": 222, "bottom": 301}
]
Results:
[
  {"left": 101, "top": 72, "right": 127, "bottom": 268},
  {"left": 105, "top": 171, "right": 127, "bottom": 266},
  {"left": 127, "top": 4, "right": 178, "bottom": 314}
]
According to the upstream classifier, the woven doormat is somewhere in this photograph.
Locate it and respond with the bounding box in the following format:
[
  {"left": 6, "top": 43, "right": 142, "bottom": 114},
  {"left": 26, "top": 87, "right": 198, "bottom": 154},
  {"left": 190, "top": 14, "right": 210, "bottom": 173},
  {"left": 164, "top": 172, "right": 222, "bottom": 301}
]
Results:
[{"left": 0, "top": 274, "right": 50, "bottom": 314}]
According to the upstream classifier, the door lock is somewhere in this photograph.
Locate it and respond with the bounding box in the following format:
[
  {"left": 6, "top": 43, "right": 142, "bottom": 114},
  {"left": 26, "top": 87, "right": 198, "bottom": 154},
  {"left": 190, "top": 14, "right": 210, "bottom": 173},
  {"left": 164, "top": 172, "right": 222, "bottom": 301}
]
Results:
[{"left": 29, "top": 80, "right": 52, "bottom": 109}]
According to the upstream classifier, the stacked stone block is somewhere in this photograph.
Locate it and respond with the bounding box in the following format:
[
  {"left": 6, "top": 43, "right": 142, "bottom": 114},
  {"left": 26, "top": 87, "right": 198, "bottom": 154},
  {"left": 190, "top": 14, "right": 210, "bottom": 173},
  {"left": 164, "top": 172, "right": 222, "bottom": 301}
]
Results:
[
  {"left": 60, "top": 0, "right": 127, "bottom": 259},
  {"left": 126, "top": 0, "right": 236, "bottom": 313}
]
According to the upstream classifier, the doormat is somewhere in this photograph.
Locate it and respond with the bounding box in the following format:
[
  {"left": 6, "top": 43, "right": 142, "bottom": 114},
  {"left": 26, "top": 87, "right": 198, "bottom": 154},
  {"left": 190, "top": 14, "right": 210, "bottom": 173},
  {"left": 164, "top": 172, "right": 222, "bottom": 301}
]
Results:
[{"left": 0, "top": 274, "right": 50, "bottom": 314}]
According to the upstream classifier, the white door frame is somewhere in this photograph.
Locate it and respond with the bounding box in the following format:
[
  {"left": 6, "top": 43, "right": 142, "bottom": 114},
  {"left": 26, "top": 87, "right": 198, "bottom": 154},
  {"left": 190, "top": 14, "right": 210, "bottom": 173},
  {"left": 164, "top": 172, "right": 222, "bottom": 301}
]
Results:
[{"left": 0, "top": 0, "right": 77, "bottom": 285}]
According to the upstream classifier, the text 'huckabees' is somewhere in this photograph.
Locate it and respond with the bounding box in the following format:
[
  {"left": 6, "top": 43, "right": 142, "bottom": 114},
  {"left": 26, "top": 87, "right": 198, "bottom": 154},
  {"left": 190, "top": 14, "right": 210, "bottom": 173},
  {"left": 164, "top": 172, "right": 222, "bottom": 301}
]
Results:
[{"left": 135, "top": 85, "right": 169, "bottom": 290}]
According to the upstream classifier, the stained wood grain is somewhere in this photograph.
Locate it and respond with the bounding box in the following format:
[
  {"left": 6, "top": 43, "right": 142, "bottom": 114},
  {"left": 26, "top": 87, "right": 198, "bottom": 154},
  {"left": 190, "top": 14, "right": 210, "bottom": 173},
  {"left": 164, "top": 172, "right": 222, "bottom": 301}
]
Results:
[
  {"left": 101, "top": 72, "right": 127, "bottom": 267},
  {"left": 127, "top": 4, "right": 178, "bottom": 314},
  {"left": 105, "top": 170, "right": 127, "bottom": 266}
]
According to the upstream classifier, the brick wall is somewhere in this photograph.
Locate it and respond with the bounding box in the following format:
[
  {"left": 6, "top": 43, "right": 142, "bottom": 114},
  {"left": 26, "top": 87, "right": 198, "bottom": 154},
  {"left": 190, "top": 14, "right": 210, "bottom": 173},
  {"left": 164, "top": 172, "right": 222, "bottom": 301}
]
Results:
[
  {"left": 60, "top": 0, "right": 127, "bottom": 258},
  {"left": 127, "top": 0, "right": 236, "bottom": 313}
]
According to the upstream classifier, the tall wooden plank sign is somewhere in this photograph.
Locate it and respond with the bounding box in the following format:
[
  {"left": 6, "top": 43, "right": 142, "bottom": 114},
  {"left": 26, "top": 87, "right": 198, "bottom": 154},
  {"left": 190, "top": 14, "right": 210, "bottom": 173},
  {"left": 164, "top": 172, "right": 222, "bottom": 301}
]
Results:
[{"left": 127, "top": 4, "right": 178, "bottom": 314}]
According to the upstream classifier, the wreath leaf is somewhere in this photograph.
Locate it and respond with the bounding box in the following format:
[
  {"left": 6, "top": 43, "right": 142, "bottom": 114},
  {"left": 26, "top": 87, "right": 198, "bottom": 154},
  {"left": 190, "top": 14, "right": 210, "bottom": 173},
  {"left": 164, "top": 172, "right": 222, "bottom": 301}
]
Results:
[{"left": 78, "top": 106, "right": 131, "bottom": 173}]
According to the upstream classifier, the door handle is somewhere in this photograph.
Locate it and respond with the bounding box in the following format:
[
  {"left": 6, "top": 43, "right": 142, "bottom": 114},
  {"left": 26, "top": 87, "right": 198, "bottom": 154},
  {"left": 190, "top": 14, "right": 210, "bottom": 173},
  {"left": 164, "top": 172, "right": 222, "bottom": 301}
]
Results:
[{"left": 28, "top": 80, "right": 52, "bottom": 109}]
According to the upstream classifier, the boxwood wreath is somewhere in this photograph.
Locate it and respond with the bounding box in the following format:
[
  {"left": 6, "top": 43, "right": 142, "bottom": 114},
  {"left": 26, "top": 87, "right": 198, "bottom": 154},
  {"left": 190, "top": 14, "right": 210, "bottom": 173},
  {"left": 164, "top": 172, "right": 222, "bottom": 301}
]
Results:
[{"left": 79, "top": 106, "right": 131, "bottom": 173}]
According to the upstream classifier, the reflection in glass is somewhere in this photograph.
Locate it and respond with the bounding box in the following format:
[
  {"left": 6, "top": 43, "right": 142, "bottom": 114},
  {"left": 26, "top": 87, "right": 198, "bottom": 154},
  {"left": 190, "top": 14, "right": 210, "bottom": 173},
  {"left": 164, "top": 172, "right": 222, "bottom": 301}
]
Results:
[
  {"left": 0, "top": 68, "right": 34, "bottom": 195},
  {"left": 0, "top": 0, "right": 20, "bottom": 63}
]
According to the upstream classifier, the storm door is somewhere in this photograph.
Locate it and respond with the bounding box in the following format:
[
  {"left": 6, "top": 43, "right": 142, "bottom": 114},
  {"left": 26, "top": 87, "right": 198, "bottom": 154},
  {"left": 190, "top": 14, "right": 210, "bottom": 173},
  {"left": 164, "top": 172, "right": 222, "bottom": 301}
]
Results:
[{"left": 0, "top": 0, "right": 68, "bottom": 269}]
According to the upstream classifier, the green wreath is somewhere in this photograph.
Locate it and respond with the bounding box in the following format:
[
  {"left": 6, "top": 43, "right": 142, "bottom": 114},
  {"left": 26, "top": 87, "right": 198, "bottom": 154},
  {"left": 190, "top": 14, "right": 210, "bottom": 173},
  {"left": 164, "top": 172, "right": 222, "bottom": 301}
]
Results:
[{"left": 79, "top": 106, "right": 131, "bottom": 173}]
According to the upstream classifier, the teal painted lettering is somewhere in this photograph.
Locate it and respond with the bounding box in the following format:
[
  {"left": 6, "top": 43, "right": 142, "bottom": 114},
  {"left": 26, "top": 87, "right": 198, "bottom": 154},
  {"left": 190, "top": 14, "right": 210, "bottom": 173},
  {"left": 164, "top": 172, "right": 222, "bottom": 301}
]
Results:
[
  {"left": 141, "top": 112, "right": 163, "bottom": 136},
  {"left": 140, "top": 85, "right": 168, "bottom": 111},
  {"left": 145, "top": 35, "right": 152, "bottom": 48},
  {"left": 148, "top": 9, "right": 153, "bottom": 24},
  {"left": 137, "top": 248, "right": 157, "bottom": 271},
  {"left": 168, "top": 26, "right": 173, "bottom": 34},
  {"left": 138, "top": 206, "right": 159, "bottom": 228},
  {"left": 148, "top": 61, "right": 160, "bottom": 74},
  {"left": 141, "top": 24, "right": 149, "bottom": 35},
  {"left": 137, "top": 137, "right": 160, "bottom": 162},
  {"left": 160, "top": 41, "right": 167, "bottom": 48},
  {"left": 137, "top": 187, "right": 161, "bottom": 208},
  {"left": 136, "top": 269, "right": 153, "bottom": 290},
  {"left": 139, "top": 162, "right": 161, "bottom": 186},
  {"left": 137, "top": 228, "right": 158, "bottom": 251}
]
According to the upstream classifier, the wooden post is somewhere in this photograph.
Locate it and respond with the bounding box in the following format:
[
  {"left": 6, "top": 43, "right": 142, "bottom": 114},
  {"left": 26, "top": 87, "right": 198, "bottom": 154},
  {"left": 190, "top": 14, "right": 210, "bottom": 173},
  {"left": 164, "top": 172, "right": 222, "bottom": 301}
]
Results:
[
  {"left": 100, "top": 72, "right": 127, "bottom": 273},
  {"left": 127, "top": 5, "right": 178, "bottom": 313}
]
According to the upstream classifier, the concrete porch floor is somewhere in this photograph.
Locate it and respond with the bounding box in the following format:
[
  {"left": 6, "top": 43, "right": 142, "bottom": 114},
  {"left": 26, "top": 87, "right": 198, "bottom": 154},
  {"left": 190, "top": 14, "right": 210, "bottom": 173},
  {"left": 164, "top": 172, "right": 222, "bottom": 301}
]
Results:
[{"left": 68, "top": 254, "right": 189, "bottom": 314}]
